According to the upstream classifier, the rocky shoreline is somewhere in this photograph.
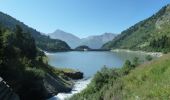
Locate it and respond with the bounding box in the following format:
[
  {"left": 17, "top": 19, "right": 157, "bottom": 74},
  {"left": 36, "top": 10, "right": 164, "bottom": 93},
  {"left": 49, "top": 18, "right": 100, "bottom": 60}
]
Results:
[
  {"left": 45, "top": 70, "right": 84, "bottom": 99},
  {"left": 48, "top": 77, "right": 92, "bottom": 100},
  {"left": 44, "top": 51, "right": 84, "bottom": 99},
  {"left": 63, "top": 71, "right": 83, "bottom": 80},
  {"left": 111, "top": 49, "right": 163, "bottom": 57}
]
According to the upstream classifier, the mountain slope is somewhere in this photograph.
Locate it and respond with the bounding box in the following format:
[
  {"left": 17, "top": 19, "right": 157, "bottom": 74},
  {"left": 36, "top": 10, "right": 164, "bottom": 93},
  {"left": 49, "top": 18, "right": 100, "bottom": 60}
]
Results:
[
  {"left": 0, "top": 11, "right": 70, "bottom": 52},
  {"left": 49, "top": 30, "right": 116, "bottom": 49},
  {"left": 103, "top": 4, "right": 170, "bottom": 52},
  {"left": 0, "top": 25, "right": 73, "bottom": 100},
  {"left": 81, "top": 33, "right": 116, "bottom": 49},
  {"left": 49, "top": 29, "right": 81, "bottom": 48}
]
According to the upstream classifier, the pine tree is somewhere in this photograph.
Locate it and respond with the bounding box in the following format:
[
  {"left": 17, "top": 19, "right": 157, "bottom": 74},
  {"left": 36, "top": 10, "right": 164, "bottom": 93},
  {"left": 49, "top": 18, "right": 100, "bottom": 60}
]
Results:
[
  {"left": 0, "top": 29, "right": 2, "bottom": 49},
  {"left": 0, "top": 29, "right": 3, "bottom": 64}
]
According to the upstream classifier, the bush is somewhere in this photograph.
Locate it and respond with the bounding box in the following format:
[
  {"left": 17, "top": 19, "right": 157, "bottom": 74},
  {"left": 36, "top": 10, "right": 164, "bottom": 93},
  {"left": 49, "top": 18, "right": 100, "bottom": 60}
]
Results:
[
  {"left": 120, "top": 60, "right": 135, "bottom": 75},
  {"left": 25, "top": 67, "right": 45, "bottom": 80},
  {"left": 145, "top": 55, "right": 153, "bottom": 61},
  {"left": 133, "top": 57, "right": 139, "bottom": 66}
]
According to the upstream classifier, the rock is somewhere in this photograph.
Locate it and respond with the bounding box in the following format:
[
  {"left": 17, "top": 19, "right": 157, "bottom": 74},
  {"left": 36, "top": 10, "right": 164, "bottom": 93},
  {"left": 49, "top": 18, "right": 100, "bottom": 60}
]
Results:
[
  {"left": 75, "top": 45, "right": 91, "bottom": 51},
  {"left": 64, "top": 71, "right": 83, "bottom": 80},
  {"left": 44, "top": 74, "right": 73, "bottom": 98}
]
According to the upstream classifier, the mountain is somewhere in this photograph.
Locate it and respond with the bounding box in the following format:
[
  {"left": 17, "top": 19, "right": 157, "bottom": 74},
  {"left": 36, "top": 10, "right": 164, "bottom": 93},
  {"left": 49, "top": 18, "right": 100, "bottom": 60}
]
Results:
[
  {"left": 49, "top": 29, "right": 81, "bottom": 48},
  {"left": 103, "top": 4, "right": 170, "bottom": 52},
  {"left": 49, "top": 30, "right": 116, "bottom": 49},
  {"left": 0, "top": 11, "right": 70, "bottom": 52},
  {"left": 81, "top": 33, "right": 116, "bottom": 49}
]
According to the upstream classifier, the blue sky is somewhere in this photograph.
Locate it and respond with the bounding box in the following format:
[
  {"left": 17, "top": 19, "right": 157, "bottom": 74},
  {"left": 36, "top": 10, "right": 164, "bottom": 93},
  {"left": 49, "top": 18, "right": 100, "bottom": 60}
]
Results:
[{"left": 0, "top": 0, "right": 170, "bottom": 38}]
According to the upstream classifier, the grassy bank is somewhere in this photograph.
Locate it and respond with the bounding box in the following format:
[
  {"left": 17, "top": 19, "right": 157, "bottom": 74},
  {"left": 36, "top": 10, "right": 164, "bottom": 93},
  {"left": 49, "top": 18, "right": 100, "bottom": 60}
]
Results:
[{"left": 71, "top": 54, "right": 170, "bottom": 100}]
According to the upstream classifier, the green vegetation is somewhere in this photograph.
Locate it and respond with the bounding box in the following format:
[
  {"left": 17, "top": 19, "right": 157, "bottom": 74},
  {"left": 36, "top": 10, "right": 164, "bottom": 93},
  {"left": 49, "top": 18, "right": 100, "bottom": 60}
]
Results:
[
  {"left": 71, "top": 54, "right": 170, "bottom": 100},
  {"left": 36, "top": 35, "right": 71, "bottom": 52},
  {"left": 0, "top": 11, "right": 71, "bottom": 52},
  {"left": 75, "top": 45, "right": 91, "bottom": 51},
  {"left": 73, "top": 4, "right": 170, "bottom": 100},
  {"left": 102, "top": 4, "right": 170, "bottom": 53},
  {"left": 145, "top": 55, "right": 153, "bottom": 61},
  {"left": 1, "top": 3, "right": 170, "bottom": 100},
  {"left": 149, "top": 35, "right": 170, "bottom": 52},
  {"left": 0, "top": 25, "right": 73, "bottom": 100}
]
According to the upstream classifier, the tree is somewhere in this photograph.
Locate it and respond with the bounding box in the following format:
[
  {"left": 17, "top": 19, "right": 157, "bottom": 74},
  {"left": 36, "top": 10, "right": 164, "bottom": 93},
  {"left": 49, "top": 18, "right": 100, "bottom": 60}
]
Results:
[
  {"left": 0, "top": 29, "right": 3, "bottom": 64},
  {"left": 93, "top": 71, "right": 104, "bottom": 91},
  {"left": 2, "top": 30, "right": 19, "bottom": 60},
  {"left": 145, "top": 55, "right": 152, "bottom": 61},
  {"left": 124, "top": 60, "right": 131, "bottom": 68},
  {"left": 14, "top": 25, "right": 37, "bottom": 59},
  {"left": 0, "top": 29, "right": 2, "bottom": 49},
  {"left": 121, "top": 60, "right": 133, "bottom": 75},
  {"left": 133, "top": 57, "right": 139, "bottom": 67},
  {"left": 150, "top": 35, "right": 170, "bottom": 52}
]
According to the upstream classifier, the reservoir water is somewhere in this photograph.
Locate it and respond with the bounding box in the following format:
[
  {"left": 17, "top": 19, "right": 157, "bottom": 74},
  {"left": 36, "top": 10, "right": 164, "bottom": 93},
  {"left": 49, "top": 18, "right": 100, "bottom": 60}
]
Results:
[
  {"left": 47, "top": 51, "right": 147, "bottom": 77},
  {"left": 47, "top": 51, "right": 148, "bottom": 100}
]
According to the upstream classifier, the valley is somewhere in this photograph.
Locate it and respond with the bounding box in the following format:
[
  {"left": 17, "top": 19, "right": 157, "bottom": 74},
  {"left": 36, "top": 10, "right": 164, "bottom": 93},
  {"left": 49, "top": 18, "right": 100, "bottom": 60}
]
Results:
[{"left": 0, "top": 1, "right": 170, "bottom": 100}]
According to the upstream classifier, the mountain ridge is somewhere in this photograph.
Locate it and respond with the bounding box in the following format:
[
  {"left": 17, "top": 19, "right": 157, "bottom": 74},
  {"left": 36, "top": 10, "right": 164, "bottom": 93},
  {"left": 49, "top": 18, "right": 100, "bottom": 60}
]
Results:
[
  {"left": 49, "top": 29, "right": 81, "bottom": 48},
  {"left": 102, "top": 4, "right": 170, "bottom": 52},
  {"left": 0, "top": 11, "right": 71, "bottom": 52},
  {"left": 49, "top": 30, "right": 117, "bottom": 49},
  {"left": 81, "top": 33, "right": 116, "bottom": 49}
]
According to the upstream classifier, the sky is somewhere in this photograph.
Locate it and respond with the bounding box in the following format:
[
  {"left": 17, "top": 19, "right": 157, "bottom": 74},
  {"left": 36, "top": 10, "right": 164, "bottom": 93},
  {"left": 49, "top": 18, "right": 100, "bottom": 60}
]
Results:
[{"left": 0, "top": 0, "right": 170, "bottom": 38}]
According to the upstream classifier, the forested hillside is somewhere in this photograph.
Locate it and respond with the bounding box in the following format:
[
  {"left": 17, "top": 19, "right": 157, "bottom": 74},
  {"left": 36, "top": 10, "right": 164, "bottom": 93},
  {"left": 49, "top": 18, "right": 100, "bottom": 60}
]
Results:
[
  {"left": 0, "top": 12, "right": 70, "bottom": 52},
  {"left": 103, "top": 4, "right": 170, "bottom": 52},
  {"left": 0, "top": 25, "right": 73, "bottom": 100}
]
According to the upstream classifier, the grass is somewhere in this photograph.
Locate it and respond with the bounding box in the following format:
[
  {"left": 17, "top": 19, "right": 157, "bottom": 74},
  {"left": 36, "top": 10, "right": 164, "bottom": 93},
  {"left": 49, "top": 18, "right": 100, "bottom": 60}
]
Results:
[
  {"left": 71, "top": 53, "right": 170, "bottom": 100},
  {"left": 123, "top": 54, "right": 170, "bottom": 99}
]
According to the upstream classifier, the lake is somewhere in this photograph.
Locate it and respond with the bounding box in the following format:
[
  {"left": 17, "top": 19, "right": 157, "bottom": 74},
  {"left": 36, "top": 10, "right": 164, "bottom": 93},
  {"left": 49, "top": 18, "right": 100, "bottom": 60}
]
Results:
[
  {"left": 47, "top": 51, "right": 148, "bottom": 100},
  {"left": 47, "top": 51, "right": 147, "bottom": 77}
]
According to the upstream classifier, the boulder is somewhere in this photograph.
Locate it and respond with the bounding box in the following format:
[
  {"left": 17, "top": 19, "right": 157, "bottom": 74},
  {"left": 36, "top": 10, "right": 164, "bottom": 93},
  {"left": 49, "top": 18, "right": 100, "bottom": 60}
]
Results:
[{"left": 64, "top": 71, "right": 83, "bottom": 80}]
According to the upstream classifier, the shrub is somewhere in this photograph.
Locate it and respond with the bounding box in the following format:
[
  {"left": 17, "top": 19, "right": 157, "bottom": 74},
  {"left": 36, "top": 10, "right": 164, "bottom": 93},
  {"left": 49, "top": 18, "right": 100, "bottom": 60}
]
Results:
[
  {"left": 25, "top": 67, "right": 45, "bottom": 80},
  {"left": 145, "top": 55, "right": 153, "bottom": 61},
  {"left": 133, "top": 57, "right": 139, "bottom": 66}
]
